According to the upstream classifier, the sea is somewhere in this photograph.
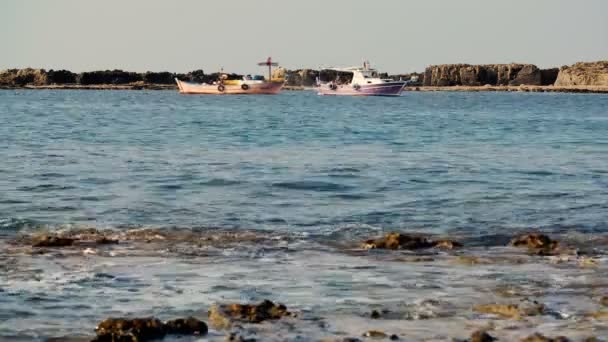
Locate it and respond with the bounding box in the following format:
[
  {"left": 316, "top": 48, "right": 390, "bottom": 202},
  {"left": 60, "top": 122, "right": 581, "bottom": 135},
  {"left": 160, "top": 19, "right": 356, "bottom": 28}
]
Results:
[{"left": 1, "top": 90, "right": 607, "bottom": 341}]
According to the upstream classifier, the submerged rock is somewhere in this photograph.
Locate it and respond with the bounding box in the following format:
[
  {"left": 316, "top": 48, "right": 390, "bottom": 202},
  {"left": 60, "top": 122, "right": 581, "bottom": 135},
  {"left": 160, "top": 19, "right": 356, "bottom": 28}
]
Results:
[
  {"left": 470, "top": 330, "right": 496, "bottom": 342},
  {"left": 32, "top": 235, "right": 74, "bottom": 247},
  {"left": 509, "top": 233, "right": 560, "bottom": 254},
  {"left": 164, "top": 317, "right": 207, "bottom": 335},
  {"left": 362, "top": 232, "right": 461, "bottom": 250},
  {"left": 208, "top": 299, "right": 293, "bottom": 330},
  {"left": 225, "top": 333, "right": 257, "bottom": 342},
  {"left": 474, "top": 301, "right": 545, "bottom": 319},
  {"left": 362, "top": 330, "right": 387, "bottom": 338}
]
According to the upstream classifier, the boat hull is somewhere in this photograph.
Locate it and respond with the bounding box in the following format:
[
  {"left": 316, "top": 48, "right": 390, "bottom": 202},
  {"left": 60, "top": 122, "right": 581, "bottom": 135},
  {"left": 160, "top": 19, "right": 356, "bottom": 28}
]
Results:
[
  {"left": 317, "top": 82, "right": 406, "bottom": 96},
  {"left": 176, "top": 79, "right": 283, "bottom": 95}
]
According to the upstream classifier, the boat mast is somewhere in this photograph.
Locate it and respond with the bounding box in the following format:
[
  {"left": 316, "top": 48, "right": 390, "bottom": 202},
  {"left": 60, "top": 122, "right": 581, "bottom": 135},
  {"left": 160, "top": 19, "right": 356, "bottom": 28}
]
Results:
[{"left": 258, "top": 57, "right": 279, "bottom": 82}]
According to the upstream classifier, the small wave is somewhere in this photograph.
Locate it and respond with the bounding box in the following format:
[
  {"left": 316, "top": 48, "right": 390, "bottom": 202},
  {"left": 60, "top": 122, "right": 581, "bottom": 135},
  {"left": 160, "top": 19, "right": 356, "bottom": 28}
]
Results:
[
  {"left": 0, "top": 217, "right": 41, "bottom": 232},
  {"left": 329, "top": 193, "right": 377, "bottom": 200},
  {"left": 198, "top": 178, "right": 242, "bottom": 186},
  {"left": 16, "top": 184, "right": 77, "bottom": 192},
  {"left": 272, "top": 181, "right": 354, "bottom": 192},
  {"left": 326, "top": 167, "right": 362, "bottom": 173},
  {"left": 514, "top": 170, "right": 556, "bottom": 177},
  {"left": 157, "top": 184, "right": 183, "bottom": 190}
]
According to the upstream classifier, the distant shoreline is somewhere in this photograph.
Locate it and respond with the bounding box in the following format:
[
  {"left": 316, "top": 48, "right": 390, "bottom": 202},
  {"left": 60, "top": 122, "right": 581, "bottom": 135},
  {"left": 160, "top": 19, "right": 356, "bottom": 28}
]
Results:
[{"left": 2, "top": 84, "right": 607, "bottom": 94}]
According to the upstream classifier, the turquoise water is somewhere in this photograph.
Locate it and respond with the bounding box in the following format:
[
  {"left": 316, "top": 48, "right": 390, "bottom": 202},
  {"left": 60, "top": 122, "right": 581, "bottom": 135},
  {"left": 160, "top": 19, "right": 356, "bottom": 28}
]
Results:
[
  {"left": 1, "top": 90, "right": 608, "bottom": 234},
  {"left": 1, "top": 90, "right": 608, "bottom": 341}
]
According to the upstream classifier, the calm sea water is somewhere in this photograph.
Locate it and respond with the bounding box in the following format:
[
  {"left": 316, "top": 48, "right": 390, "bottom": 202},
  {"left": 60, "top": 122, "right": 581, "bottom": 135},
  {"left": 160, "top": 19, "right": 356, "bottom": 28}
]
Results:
[
  {"left": 2, "top": 90, "right": 608, "bottom": 341},
  {"left": 1, "top": 90, "right": 608, "bottom": 234}
]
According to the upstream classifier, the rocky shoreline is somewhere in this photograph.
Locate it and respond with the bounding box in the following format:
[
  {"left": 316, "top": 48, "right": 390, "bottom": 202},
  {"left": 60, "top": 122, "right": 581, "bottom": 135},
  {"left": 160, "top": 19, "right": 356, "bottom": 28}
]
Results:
[
  {"left": 2, "top": 227, "right": 607, "bottom": 341},
  {"left": 1, "top": 61, "right": 606, "bottom": 93}
]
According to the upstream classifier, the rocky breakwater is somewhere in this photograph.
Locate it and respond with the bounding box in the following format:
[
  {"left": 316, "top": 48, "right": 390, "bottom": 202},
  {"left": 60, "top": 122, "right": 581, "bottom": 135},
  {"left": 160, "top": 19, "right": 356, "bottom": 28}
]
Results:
[
  {"left": 555, "top": 61, "right": 608, "bottom": 86},
  {"left": 422, "top": 63, "right": 559, "bottom": 86}
]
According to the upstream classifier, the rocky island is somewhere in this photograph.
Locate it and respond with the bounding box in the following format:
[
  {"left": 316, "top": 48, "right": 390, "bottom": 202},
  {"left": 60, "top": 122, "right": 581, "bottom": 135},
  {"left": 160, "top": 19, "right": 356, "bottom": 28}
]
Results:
[{"left": 1, "top": 61, "right": 607, "bottom": 93}]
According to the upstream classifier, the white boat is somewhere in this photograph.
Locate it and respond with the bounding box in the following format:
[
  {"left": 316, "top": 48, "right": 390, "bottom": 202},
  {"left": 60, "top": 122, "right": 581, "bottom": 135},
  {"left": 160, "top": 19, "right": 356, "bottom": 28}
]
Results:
[{"left": 317, "top": 61, "right": 406, "bottom": 96}]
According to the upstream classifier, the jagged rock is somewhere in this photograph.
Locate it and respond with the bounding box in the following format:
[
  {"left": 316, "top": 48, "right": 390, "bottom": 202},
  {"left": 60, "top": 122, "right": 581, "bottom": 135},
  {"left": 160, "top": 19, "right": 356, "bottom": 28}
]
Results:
[
  {"left": 93, "top": 316, "right": 207, "bottom": 341},
  {"left": 362, "top": 232, "right": 433, "bottom": 250},
  {"left": 208, "top": 299, "right": 292, "bottom": 330},
  {"left": 164, "top": 317, "right": 208, "bottom": 335},
  {"left": 470, "top": 330, "right": 496, "bottom": 342},
  {"left": 32, "top": 235, "right": 74, "bottom": 247},
  {"left": 94, "top": 317, "right": 165, "bottom": 342},
  {"left": 423, "top": 64, "right": 542, "bottom": 86},
  {"left": 555, "top": 61, "right": 608, "bottom": 86},
  {"left": 362, "top": 232, "right": 461, "bottom": 250},
  {"left": 509, "top": 233, "right": 559, "bottom": 254},
  {"left": 474, "top": 302, "right": 545, "bottom": 319}
]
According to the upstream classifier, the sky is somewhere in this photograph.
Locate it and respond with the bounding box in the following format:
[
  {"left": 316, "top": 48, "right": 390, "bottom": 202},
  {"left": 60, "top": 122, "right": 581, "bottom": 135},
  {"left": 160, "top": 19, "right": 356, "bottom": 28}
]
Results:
[{"left": 1, "top": 0, "right": 607, "bottom": 74}]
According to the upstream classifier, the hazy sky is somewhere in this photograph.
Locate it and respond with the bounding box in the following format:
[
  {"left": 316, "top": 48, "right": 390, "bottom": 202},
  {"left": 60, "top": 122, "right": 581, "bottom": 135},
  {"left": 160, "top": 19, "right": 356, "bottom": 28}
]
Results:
[{"left": 1, "top": 0, "right": 607, "bottom": 74}]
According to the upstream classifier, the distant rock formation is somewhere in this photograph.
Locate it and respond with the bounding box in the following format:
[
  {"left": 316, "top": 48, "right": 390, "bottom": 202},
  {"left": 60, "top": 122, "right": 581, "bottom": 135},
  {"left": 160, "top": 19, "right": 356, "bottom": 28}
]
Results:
[
  {"left": 423, "top": 64, "right": 542, "bottom": 86},
  {"left": 554, "top": 61, "right": 608, "bottom": 86},
  {"left": 540, "top": 68, "right": 559, "bottom": 86},
  {"left": 0, "top": 68, "right": 244, "bottom": 87},
  {"left": 0, "top": 68, "right": 48, "bottom": 86}
]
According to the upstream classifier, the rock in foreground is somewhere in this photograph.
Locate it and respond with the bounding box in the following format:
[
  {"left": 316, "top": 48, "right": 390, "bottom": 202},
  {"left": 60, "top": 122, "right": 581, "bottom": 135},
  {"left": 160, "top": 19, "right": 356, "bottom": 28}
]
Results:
[
  {"left": 93, "top": 316, "right": 207, "bottom": 341},
  {"left": 32, "top": 234, "right": 75, "bottom": 247},
  {"left": 362, "top": 232, "right": 462, "bottom": 250},
  {"left": 509, "top": 233, "right": 560, "bottom": 254},
  {"left": 208, "top": 299, "right": 293, "bottom": 330}
]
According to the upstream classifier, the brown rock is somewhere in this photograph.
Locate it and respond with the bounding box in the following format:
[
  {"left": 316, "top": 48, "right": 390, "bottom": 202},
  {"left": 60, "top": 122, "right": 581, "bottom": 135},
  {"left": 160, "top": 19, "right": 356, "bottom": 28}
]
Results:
[
  {"left": 208, "top": 299, "right": 292, "bottom": 330},
  {"left": 96, "top": 237, "right": 119, "bottom": 245},
  {"left": 362, "top": 330, "right": 387, "bottom": 338},
  {"left": 474, "top": 302, "right": 545, "bottom": 319},
  {"left": 555, "top": 61, "right": 608, "bottom": 86},
  {"left": 600, "top": 296, "right": 608, "bottom": 306},
  {"left": 423, "top": 64, "right": 542, "bottom": 87},
  {"left": 470, "top": 330, "right": 496, "bottom": 342},
  {"left": 509, "top": 233, "right": 559, "bottom": 254},
  {"left": 586, "top": 311, "right": 608, "bottom": 320},
  {"left": 94, "top": 317, "right": 165, "bottom": 341},
  {"left": 32, "top": 235, "right": 74, "bottom": 247},
  {"left": 362, "top": 232, "right": 433, "bottom": 250},
  {"left": 433, "top": 240, "right": 463, "bottom": 249},
  {"left": 164, "top": 317, "right": 207, "bottom": 335}
]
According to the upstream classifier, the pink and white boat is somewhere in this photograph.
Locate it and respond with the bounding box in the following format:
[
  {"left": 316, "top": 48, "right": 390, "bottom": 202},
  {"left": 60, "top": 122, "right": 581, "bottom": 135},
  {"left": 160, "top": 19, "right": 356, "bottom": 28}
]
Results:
[
  {"left": 175, "top": 58, "right": 284, "bottom": 95},
  {"left": 317, "top": 61, "right": 406, "bottom": 96}
]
